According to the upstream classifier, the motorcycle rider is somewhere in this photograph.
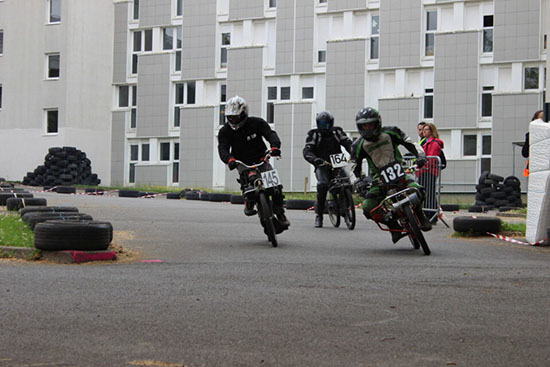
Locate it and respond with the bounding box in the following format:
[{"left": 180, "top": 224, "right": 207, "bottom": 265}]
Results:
[
  {"left": 217, "top": 95, "right": 290, "bottom": 229},
  {"left": 303, "top": 111, "right": 353, "bottom": 228},
  {"left": 351, "top": 107, "right": 432, "bottom": 243}
]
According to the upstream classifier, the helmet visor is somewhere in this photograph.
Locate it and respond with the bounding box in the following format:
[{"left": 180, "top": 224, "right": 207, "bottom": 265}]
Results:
[
  {"left": 226, "top": 115, "right": 242, "bottom": 125},
  {"left": 358, "top": 121, "right": 377, "bottom": 132},
  {"left": 317, "top": 120, "right": 331, "bottom": 130}
]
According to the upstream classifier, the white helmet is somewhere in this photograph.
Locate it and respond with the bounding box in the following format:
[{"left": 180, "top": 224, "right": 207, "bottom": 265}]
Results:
[{"left": 225, "top": 95, "right": 249, "bottom": 130}]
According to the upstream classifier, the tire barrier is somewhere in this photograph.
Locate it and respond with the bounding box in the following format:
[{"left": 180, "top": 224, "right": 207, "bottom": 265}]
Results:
[
  {"left": 19, "top": 206, "right": 79, "bottom": 217},
  {"left": 469, "top": 172, "right": 523, "bottom": 212},
  {"left": 230, "top": 194, "right": 245, "bottom": 205},
  {"left": 208, "top": 193, "right": 232, "bottom": 202},
  {"left": 22, "top": 146, "right": 101, "bottom": 187},
  {"left": 0, "top": 192, "right": 33, "bottom": 205},
  {"left": 23, "top": 212, "right": 94, "bottom": 230},
  {"left": 6, "top": 197, "right": 47, "bottom": 211},
  {"left": 440, "top": 204, "right": 460, "bottom": 212},
  {"left": 453, "top": 216, "right": 501, "bottom": 235},
  {"left": 166, "top": 192, "right": 181, "bottom": 200},
  {"left": 85, "top": 188, "right": 104, "bottom": 195},
  {"left": 285, "top": 199, "right": 315, "bottom": 210},
  {"left": 34, "top": 220, "right": 112, "bottom": 251}
]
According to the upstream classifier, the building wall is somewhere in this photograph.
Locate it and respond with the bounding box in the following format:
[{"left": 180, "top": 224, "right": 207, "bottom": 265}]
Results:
[
  {"left": 433, "top": 32, "right": 479, "bottom": 129},
  {"left": 378, "top": 98, "right": 421, "bottom": 143},
  {"left": 227, "top": 47, "right": 263, "bottom": 117},
  {"left": 228, "top": 0, "right": 264, "bottom": 20},
  {"left": 379, "top": 0, "right": 422, "bottom": 69},
  {"left": 136, "top": 53, "right": 171, "bottom": 137},
  {"left": 139, "top": 0, "right": 171, "bottom": 28},
  {"left": 328, "top": 0, "right": 367, "bottom": 12},
  {"left": 180, "top": 107, "right": 215, "bottom": 188},
  {"left": 326, "top": 39, "right": 366, "bottom": 131},
  {"left": 113, "top": 2, "right": 129, "bottom": 84},
  {"left": 182, "top": 0, "right": 217, "bottom": 79},
  {"left": 135, "top": 164, "right": 170, "bottom": 185},
  {"left": 494, "top": 0, "right": 540, "bottom": 62},
  {"left": 111, "top": 111, "right": 126, "bottom": 186}
]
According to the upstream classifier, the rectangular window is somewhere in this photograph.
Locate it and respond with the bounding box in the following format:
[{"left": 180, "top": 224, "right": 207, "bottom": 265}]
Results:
[
  {"left": 132, "top": 54, "right": 139, "bottom": 74},
  {"left": 163, "top": 28, "right": 173, "bottom": 50},
  {"left": 482, "top": 135, "right": 491, "bottom": 155},
  {"left": 481, "top": 158, "right": 491, "bottom": 174},
  {"left": 187, "top": 82, "right": 195, "bottom": 104},
  {"left": 129, "top": 163, "right": 136, "bottom": 183},
  {"left": 267, "top": 86, "right": 277, "bottom": 100},
  {"left": 463, "top": 135, "right": 477, "bottom": 156},
  {"left": 133, "top": 31, "right": 142, "bottom": 52},
  {"left": 318, "top": 50, "right": 326, "bottom": 63},
  {"left": 119, "top": 86, "right": 129, "bottom": 107},
  {"left": 269, "top": 0, "right": 276, "bottom": 8},
  {"left": 176, "top": 0, "right": 183, "bottom": 16},
  {"left": 483, "top": 15, "right": 494, "bottom": 53},
  {"left": 47, "top": 54, "right": 60, "bottom": 79},
  {"left": 370, "top": 15, "right": 379, "bottom": 60},
  {"left": 144, "top": 29, "right": 153, "bottom": 52},
  {"left": 219, "top": 84, "right": 227, "bottom": 125},
  {"left": 425, "top": 10, "right": 437, "bottom": 57},
  {"left": 175, "top": 83, "right": 184, "bottom": 104},
  {"left": 175, "top": 50, "right": 181, "bottom": 72},
  {"left": 302, "top": 87, "right": 314, "bottom": 99},
  {"left": 49, "top": 0, "right": 61, "bottom": 23},
  {"left": 482, "top": 86, "right": 493, "bottom": 117},
  {"left": 46, "top": 109, "right": 59, "bottom": 134},
  {"left": 0, "top": 84, "right": 2, "bottom": 109},
  {"left": 141, "top": 144, "right": 150, "bottom": 161},
  {"left": 160, "top": 142, "right": 170, "bottom": 161},
  {"left": 133, "top": 0, "right": 139, "bottom": 20},
  {"left": 130, "top": 108, "right": 137, "bottom": 128},
  {"left": 220, "top": 33, "right": 231, "bottom": 68},
  {"left": 130, "top": 145, "right": 139, "bottom": 161},
  {"left": 174, "top": 107, "right": 180, "bottom": 127},
  {"left": 0, "top": 30, "right": 3, "bottom": 55},
  {"left": 524, "top": 67, "right": 539, "bottom": 90},
  {"left": 424, "top": 89, "right": 434, "bottom": 119},
  {"left": 544, "top": 34, "right": 548, "bottom": 50},
  {"left": 281, "top": 86, "right": 290, "bottom": 100},
  {"left": 172, "top": 162, "right": 179, "bottom": 183},
  {"left": 267, "top": 103, "right": 274, "bottom": 124},
  {"left": 174, "top": 143, "right": 180, "bottom": 160}
]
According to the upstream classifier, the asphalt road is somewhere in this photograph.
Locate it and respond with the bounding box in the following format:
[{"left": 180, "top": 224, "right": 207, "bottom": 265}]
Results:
[{"left": 1, "top": 191, "right": 549, "bottom": 367}]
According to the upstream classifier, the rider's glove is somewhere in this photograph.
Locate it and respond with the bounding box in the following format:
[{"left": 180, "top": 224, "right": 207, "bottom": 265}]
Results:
[
  {"left": 416, "top": 157, "right": 428, "bottom": 168},
  {"left": 354, "top": 176, "right": 371, "bottom": 193},
  {"left": 313, "top": 158, "right": 325, "bottom": 167},
  {"left": 270, "top": 147, "right": 281, "bottom": 157},
  {"left": 227, "top": 158, "right": 238, "bottom": 170}
]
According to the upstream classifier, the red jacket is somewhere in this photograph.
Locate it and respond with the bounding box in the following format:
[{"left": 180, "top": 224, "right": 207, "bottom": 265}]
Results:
[{"left": 422, "top": 137, "right": 444, "bottom": 176}]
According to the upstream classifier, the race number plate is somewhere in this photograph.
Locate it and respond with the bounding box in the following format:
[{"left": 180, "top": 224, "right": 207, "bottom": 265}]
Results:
[
  {"left": 329, "top": 153, "right": 347, "bottom": 168},
  {"left": 261, "top": 169, "right": 281, "bottom": 188},
  {"left": 379, "top": 161, "right": 406, "bottom": 184}
]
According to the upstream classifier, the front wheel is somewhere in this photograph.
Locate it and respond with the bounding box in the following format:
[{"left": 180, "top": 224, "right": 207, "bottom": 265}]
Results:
[
  {"left": 258, "top": 191, "right": 277, "bottom": 247},
  {"left": 342, "top": 188, "right": 356, "bottom": 230},
  {"left": 327, "top": 192, "right": 341, "bottom": 228},
  {"left": 403, "top": 205, "right": 430, "bottom": 255}
]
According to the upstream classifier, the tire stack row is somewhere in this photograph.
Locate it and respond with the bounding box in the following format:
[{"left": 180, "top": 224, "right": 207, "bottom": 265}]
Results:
[
  {"left": 469, "top": 171, "right": 523, "bottom": 213},
  {"left": 22, "top": 146, "right": 101, "bottom": 187}
]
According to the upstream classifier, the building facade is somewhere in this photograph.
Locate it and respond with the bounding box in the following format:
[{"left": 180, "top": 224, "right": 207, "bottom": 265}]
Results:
[{"left": 1, "top": 0, "right": 549, "bottom": 192}]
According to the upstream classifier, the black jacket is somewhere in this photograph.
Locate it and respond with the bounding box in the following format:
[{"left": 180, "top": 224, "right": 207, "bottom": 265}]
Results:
[
  {"left": 303, "top": 127, "right": 352, "bottom": 165},
  {"left": 218, "top": 117, "right": 281, "bottom": 165}
]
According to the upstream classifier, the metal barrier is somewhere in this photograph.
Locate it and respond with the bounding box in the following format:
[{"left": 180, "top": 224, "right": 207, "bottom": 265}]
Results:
[{"left": 404, "top": 155, "right": 442, "bottom": 222}]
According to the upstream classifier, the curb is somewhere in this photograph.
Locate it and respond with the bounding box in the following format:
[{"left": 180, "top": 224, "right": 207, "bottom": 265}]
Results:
[
  {"left": 0, "top": 245, "right": 36, "bottom": 259},
  {"left": 0, "top": 245, "right": 117, "bottom": 264}
]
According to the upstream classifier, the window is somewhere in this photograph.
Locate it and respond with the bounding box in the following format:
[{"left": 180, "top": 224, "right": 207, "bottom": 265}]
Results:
[
  {"left": 176, "top": 0, "right": 183, "bottom": 16},
  {"left": 544, "top": 34, "right": 547, "bottom": 50},
  {"left": 370, "top": 15, "right": 379, "bottom": 60},
  {"left": 302, "top": 87, "right": 314, "bottom": 99},
  {"left": 269, "top": 0, "right": 276, "bottom": 8},
  {"left": 174, "top": 81, "right": 195, "bottom": 126},
  {"left": 425, "top": 10, "right": 437, "bottom": 57},
  {"left": 281, "top": 86, "right": 290, "bottom": 100},
  {"left": 129, "top": 163, "right": 136, "bottom": 183},
  {"left": 0, "top": 84, "right": 3, "bottom": 109},
  {"left": 219, "top": 84, "right": 227, "bottom": 125},
  {"left": 130, "top": 145, "right": 139, "bottom": 161},
  {"left": 133, "top": 0, "right": 139, "bottom": 20},
  {"left": 463, "top": 135, "right": 477, "bottom": 156},
  {"left": 186, "top": 82, "right": 195, "bottom": 104},
  {"left": 220, "top": 33, "right": 231, "bottom": 68},
  {"left": 163, "top": 27, "right": 182, "bottom": 72},
  {"left": 424, "top": 88, "right": 433, "bottom": 119},
  {"left": 131, "top": 85, "right": 137, "bottom": 128},
  {"left": 172, "top": 142, "right": 180, "bottom": 183},
  {"left": 525, "top": 67, "right": 539, "bottom": 90},
  {"left": 267, "top": 86, "right": 277, "bottom": 124},
  {"left": 174, "top": 142, "right": 180, "bottom": 160},
  {"left": 119, "top": 85, "right": 129, "bottom": 107},
  {"left": 48, "top": 0, "right": 61, "bottom": 23},
  {"left": 0, "top": 30, "right": 3, "bottom": 55},
  {"left": 144, "top": 29, "right": 153, "bottom": 52},
  {"left": 483, "top": 15, "right": 493, "bottom": 53},
  {"left": 481, "top": 86, "right": 493, "bottom": 117},
  {"left": 482, "top": 135, "right": 491, "bottom": 155},
  {"left": 141, "top": 143, "right": 150, "bottom": 161},
  {"left": 319, "top": 0, "right": 327, "bottom": 3},
  {"left": 160, "top": 142, "right": 170, "bottom": 161},
  {"left": 46, "top": 109, "right": 58, "bottom": 134},
  {"left": 318, "top": 50, "right": 326, "bottom": 63},
  {"left": 47, "top": 54, "right": 60, "bottom": 79}
]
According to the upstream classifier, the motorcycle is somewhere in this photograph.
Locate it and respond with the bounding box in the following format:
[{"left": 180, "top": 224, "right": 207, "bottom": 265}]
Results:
[
  {"left": 323, "top": 153, "right": 356, "bottom": 230},
  {"left": 355, "top": 161, "right": 431, "bottom": 255}
]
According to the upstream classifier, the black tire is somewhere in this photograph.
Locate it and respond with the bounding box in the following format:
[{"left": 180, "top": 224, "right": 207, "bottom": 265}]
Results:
[
  {"left": 199, "top": 191, "right": 210, "bottom": 201},
  {"left": 487, "top": 173, "right": 504, "bottom": 182},
  {"left": 258, "top": 192, "right": 277, "bottom": 247},
  {"left": 327, "top": 194, "right": 341, "bottom": 228},
  {"left": 34, "top": 220, "right": 112, "bottom": 251},
  {"left": 6, "top": 197, "right": 47, "bottom": 211},
  {"left": 494, "top": 199, "right": 509, "bottom": 207},
  {"left": 485, "top": 198, "right": 496, "bottom": 204},
  {"left": 479, "top": 187, "right": 494, "bottom": 196},
  {"left": 490, "top": 191, "right": 507, "bottom": 199},
  {"left": 166, "top": 192, "right": 181, "bottom": 200},
  {"left": 342, "top": 189, "right": 356, "bottom": 230},
  {"left": 475, "top": 200, "right": 487, "bottom": 206},
  {"left": 19, "top": 206, "right": 79, "bottom": 216},
  {"left": 475, "top": 184, "right": 491, "bottom": 191},
  {"left": 230, "top": 194, "right": 245, "bottom": 204},
  {"left": 285, "top": 199, "right": 315, "bottom": 210},
  {"left": 453, "top": 216, "right": 501, "bottom": 234},
  {"left": 502, "top": 186, "right": 514, "bottom": 193},
  {"left": 483, "top": 179, "right": 497, "bottom": 185},
  {"left": 478, "top": 171, "right": 490, "bottom": 185},
  {"left": 403, "top": 205, "right": 430, "bottom": 255},
  {"left": 208, "top": 193, "right": 232, "bottom": 202},
  {"left": 503, "top": 176, "right": 521, "bottom": 188},
  {"left": 0, "top": 192, "right": 33, "bottom": 205},
  {"left": 498, "top": 206, "right": 518, "bottom": 212},
  {"left": 56, "top": 186, "right": 76, "bottom": 194},
  {"left": 468, "top": 205, "right": 483, "bottom": 213},
  {"left": 119, "top": 190, "right": 140, "bottom": 198},
  {"left": 24, "top": 212, "right": 93, "bottom": 230},
  {"left": 185, "top": 192, "right": 200, "bottom": 200},
  {"left": 441, "top": 204, "right": 460, "bottom": 212}
]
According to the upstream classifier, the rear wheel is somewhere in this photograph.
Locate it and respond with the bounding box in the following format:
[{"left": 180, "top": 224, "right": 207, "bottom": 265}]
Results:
[
  {"left": 258, "top": 192, "right": 277, "bottom": 247},
  {"left": 403, "top": 205, "right": 430, "bottom": 255},
  {"left": 327, "top": 192, "right": 341, "bottom": 227},
  {"left": 342, "top": 188, "right": 356, "bottom": 230}
]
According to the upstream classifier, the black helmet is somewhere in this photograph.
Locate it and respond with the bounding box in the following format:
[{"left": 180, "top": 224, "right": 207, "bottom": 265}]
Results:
[
  {"left": 315, "top": 111, "right": 334, "bottom": 131},
  {"left": 356, "top": 107, "right": 381, "bottom": 141}
]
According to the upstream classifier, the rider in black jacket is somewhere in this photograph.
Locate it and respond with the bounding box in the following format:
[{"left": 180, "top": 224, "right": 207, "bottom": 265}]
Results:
[
  {"left": 217, "top": 96, "right": 289, "bottom": 228},
  {"left": 303, "top": 111, "right": 353, "bottom": 228}
]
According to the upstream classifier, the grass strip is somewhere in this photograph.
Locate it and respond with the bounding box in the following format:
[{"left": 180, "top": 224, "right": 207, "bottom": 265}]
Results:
[{"left": 0, "top": 213, "right": 34, "bottom": 248}]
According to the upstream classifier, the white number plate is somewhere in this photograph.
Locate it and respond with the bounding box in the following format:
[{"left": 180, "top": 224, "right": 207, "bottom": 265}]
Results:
[
  {"left": 379, "top": 161, "right": 406, "bottom": 184},
  {"left": 261, "top": 169, "right": 281, "bottom": 188},
  {"left": 329, "top": 153, "right": 347, "bottom": 168}
]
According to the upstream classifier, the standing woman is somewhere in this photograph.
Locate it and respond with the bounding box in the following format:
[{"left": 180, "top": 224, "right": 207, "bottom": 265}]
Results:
[{"left": 419, "top": 122, "right": 444, "bottom": 214}]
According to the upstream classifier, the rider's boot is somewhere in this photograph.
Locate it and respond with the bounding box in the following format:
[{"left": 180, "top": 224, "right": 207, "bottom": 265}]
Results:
[
  {"left": 315, "top": 214, "right": 323, "bottom": 228},
  {"left": 387, "top": 221, "right": 407, "bottom": 244},
  {"left": 417, "top": 208, "right": 433, "bottom": 231},
  {"left": 273, "top": 205, "right": 290, "bottom": 228},
  {"left": 243, "top": 198, "right": 257, "bottom": 216}
]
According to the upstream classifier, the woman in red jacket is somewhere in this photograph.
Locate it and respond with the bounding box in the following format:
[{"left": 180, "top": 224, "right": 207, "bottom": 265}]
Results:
[{"left": 419, "top": 123, "right": 444, "bottom": 215}]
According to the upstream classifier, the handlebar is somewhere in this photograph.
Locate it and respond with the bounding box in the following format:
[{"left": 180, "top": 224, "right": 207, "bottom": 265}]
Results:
[{"left": 233, "top": 151, "right": 273, "bottom": 170}]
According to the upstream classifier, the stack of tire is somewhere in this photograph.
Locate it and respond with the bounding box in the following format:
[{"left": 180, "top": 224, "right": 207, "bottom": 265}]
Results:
[
  {"left": 0, "top": 187, "right": 35, "bottom": 207},
  {"left": 22, "top": 146, "right": 101, "bottom": 187},
  {"left": 470, "top": 171, "right": 523, "bottom": 213}
]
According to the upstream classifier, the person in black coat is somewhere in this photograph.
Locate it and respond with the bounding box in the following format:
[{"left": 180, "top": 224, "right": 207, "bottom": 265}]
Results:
[
  {"left": 522, "top": 110, "right": 545, "bottom": 159},
  {"left": 303, "top": 111, "right": 352, "bottom": 228},
  {"left": 217, "top": 96, "right": 289, "bottom": 228}
]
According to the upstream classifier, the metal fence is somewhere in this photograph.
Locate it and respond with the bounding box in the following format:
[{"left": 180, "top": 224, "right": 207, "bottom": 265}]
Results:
[{"left": 404, "top": 155, "right": 442, "bottom": 222}]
